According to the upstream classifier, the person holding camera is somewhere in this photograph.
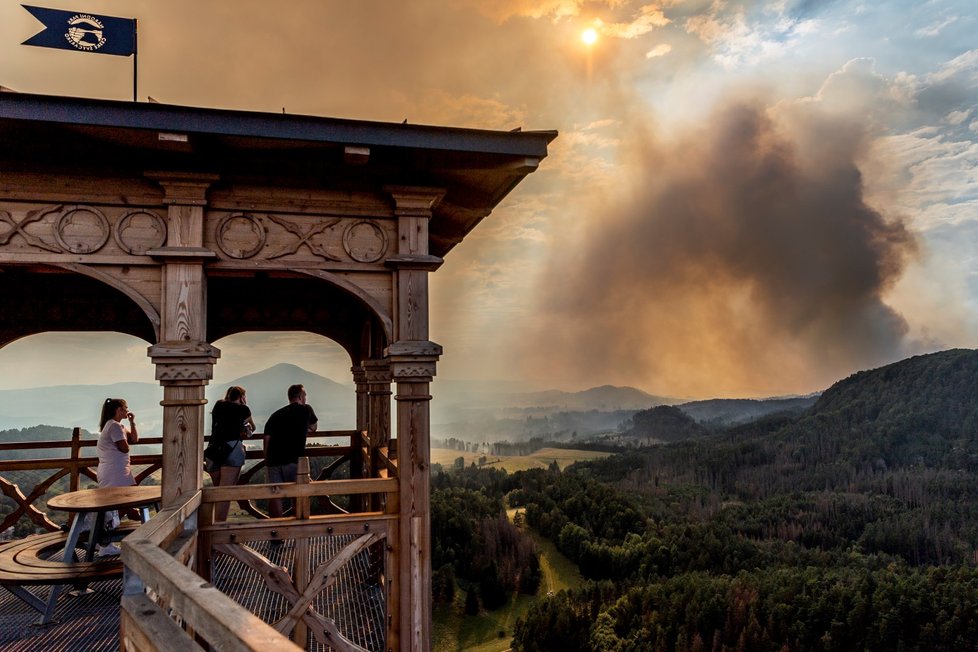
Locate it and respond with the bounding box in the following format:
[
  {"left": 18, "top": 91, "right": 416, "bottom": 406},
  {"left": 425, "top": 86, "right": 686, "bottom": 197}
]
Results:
[
  {"left": 95, "top": 397, "right": 140, "bottom": 554},
  {"left": 206, "top": 385, "right": 256, "bottom": 521}
]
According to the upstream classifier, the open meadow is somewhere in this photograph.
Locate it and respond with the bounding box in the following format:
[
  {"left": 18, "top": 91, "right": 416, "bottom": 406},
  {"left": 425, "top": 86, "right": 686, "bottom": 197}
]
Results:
[{"left": 430, "top": 446, "right": 612, "bottom": 473}]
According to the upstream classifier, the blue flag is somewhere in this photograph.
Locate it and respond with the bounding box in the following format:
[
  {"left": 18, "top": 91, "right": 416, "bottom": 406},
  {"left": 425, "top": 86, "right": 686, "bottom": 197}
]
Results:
[{"left": 22, "top": 5, "right": 135, "bottom": 57}]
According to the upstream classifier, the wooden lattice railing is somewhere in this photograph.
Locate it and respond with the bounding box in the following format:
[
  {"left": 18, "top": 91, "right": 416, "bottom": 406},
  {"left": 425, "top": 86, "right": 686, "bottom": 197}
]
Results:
[
  {"left": 1, "top": 427, "right": 399, "bottom": 650},
  {"left": 0, "top": 427, "right": 163, "bottom": 535},
  {"left": 122, "top": 454, "right": 399, "bottom": 651},
  {"left": 0, "top": 427, "right": 376, "bottom": 537}
]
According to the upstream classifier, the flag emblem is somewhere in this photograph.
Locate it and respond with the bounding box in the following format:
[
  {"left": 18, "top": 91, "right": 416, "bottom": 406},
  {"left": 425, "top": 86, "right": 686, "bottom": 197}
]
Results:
[
  {"left": 65, "top": 14, "right": 106, "bottom": 52},
  {"left": 22, "top": 5, "right": 135, "bottom": 57}
]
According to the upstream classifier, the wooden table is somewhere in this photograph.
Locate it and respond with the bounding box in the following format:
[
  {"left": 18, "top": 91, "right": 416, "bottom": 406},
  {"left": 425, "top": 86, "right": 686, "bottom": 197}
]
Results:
[
  {"left": 32, "top": 485, "right": 162, "bottom": 624},
  {"left": 48, "top": 485, "right": 162, "bottom": 562}
]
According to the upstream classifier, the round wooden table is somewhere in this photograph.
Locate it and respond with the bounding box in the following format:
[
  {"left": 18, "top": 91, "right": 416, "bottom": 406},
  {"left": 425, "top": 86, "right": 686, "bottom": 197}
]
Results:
[
  {"left": 48, "top": 485, "right": 161, "bottom": 514},
  {"left": 48, "top": 485, "right": 161, "bottom": 563}
]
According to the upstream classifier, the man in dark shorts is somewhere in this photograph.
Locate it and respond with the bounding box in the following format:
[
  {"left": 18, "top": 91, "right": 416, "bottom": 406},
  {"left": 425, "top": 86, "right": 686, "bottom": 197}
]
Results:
[{"left": 263, "top": 383, "right": 318, "bottom": 518}]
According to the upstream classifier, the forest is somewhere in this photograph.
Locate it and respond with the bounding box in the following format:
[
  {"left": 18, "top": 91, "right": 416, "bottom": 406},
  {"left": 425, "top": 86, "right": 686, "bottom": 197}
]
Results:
[{"left": 430, "top": 349, "right": 978, "bottom": 651}]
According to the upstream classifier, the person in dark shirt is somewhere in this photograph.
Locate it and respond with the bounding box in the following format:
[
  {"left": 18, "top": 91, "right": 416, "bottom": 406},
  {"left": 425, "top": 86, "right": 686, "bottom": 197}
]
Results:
[
  {"left": 263, "top": 383, "right": 318, "bottom": 518},
  {"left": 206, "top": 385, "right": 255, "bottom": 521}
]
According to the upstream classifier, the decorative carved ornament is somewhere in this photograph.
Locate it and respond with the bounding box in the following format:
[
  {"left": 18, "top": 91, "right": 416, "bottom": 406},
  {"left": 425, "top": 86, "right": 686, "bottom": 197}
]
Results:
[
  {"left": 0, "top": 205, "right": 168, "bottom": 256},
  {"left": 54, "top": 206, "right": 110, "bottom": 254},
  {"left": 266, "top": 215, "right": 341, "bottom": 261},
  {"left": 342, "top": 220, "right": 388, "bottom": 263},
  {"left": 0, "top": 207, "right": 61, "bottom": 252},
  {"left": 391, "top": 363, "right": 437, "bottom": 379},
  {"left": 113, "top": 210, "right": 167, "bottom": 255},
  {"left": 215, "top": 213, "right": 266, "bottom": 259},
  {"left": 212, "top": 212, "right": 391, "bottom": 263},
  {"left": 154, "top": 365, "right": 215, "bottom": 382},
  {"left": 365, "top": 369, "right": 392, "bottom": 384}
]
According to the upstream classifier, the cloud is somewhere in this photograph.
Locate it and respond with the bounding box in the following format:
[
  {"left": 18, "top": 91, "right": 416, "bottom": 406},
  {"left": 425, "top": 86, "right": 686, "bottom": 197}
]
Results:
[
  {"left": 646, "top": 43, "right": 674, "bottom": 58},
  {"left": 914, "top": 15, "right": 959, "bottom": 39},
  {"left": 457, "top": 0, "right": 588, "bottom": 21},
  {"left": 601, "top": 5, "right": 671, "bottom": 39},
  {"left": 682, "top": 2, "right": 822, "bottom": 69}
]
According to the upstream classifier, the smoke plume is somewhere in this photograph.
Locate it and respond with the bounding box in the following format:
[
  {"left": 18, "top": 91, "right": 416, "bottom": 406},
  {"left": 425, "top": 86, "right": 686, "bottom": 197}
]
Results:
[{"left": 526, "top": 97, "right": 920, "bottom": 397}]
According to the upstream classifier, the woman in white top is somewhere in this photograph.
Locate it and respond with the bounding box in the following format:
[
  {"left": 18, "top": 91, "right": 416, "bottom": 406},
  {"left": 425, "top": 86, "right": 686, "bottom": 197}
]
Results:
[
  {"left": 97, "top": 397, "right": 139, "bottom": 488},
  {"left": 95, "top": 398, "right": 140, "bottom": 553}
]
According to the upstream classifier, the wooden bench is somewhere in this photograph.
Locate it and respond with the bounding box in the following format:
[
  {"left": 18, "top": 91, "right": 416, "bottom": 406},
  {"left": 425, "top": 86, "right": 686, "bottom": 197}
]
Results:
[{"left": 0, "top": 524, "right": 137, "bottom": 624}]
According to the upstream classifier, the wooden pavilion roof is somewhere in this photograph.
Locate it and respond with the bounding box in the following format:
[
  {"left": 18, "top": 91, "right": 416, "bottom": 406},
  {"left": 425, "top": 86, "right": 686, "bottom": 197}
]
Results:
[{"left": 0, "top": 92, "right": 557, "bottom": 258}]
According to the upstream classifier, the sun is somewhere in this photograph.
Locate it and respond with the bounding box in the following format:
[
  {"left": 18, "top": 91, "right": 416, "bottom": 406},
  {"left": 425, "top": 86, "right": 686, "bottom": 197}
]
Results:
[{"left": 581, "top": 28, "right": 598, "bottom": 46}]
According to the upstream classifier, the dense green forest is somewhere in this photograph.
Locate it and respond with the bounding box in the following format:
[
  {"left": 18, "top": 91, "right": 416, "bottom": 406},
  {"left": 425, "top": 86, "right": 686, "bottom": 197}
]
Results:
[
  {"left": 431, "top": 466, "right": 541, "bottom": 612},
  {"left": 431, "top": 349, "right": 978, "bottom": 651}
]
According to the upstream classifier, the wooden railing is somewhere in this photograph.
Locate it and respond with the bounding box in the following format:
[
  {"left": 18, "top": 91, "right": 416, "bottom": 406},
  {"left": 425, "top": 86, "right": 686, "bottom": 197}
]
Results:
[
  {"left": 0, "top": 428, "right": 399, "bottom": 650},
  {"left": 0, "top": 427, "right": 164, "bottom": 536},
  {"left": 0, "top": 427, "right": 375, "bottom": 536}
]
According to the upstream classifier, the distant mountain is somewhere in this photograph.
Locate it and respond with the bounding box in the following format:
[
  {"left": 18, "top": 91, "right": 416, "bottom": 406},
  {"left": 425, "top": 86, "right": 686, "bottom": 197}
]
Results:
[
  {"left": 638, "top": 349, "right": 978, "bottom": 495},
  {"left": 580, "top": 348, "right": 978, "bottom": 522},
  {"left": 0, "top": 381, "right": 163, "bottom": 433},
  {"left": 678, "top": 396, "right": 818, "bottom": 426},
  {"left": 211, "top": 363, "right": 354, "bottom": 429},
  {"left": 0, "top": 364, "right": 356, "bottom": 434}
]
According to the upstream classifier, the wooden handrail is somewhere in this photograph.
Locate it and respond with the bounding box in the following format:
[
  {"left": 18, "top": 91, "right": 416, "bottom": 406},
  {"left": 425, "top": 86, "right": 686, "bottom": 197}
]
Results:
[
  {"left": 202, "top": 477, "right": 398, "bottom": 503},
  {"left": 0, "top": 428, "right": 394, "bottom": 537}
]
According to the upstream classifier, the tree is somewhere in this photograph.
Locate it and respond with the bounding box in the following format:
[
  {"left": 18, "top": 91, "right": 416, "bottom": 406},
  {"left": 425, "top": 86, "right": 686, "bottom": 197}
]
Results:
[{"left": 464, "top": 588, "right": 480, "bottom": 615}]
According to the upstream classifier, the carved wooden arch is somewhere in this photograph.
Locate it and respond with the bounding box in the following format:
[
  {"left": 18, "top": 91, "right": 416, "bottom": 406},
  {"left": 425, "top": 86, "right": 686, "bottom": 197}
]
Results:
[
  {"left": 297, "top": 268, "right": 393, "bottom": 344},
  {"left": 54, "top": 262, "right": 162, "bottom": 341},
  {"left": 206, "top": 273, "right": 389, "bottom": 364},
  {"left": 0, "top": 264, "right": 158, "bottom": 348}
]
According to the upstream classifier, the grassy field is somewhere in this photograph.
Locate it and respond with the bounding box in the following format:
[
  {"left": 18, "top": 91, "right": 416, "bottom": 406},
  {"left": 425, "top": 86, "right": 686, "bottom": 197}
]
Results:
[
  {"left": 431, "top": 446, "right": 612, "bottom": 473},
  {"left": 432, "top": 508, "right": 584, "bottom": 652}
]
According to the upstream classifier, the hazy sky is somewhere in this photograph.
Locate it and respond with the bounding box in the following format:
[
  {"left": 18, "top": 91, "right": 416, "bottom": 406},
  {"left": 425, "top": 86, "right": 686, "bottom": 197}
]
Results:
[{"left": 1, "top": 0, "right": 976, "bottom": 398}]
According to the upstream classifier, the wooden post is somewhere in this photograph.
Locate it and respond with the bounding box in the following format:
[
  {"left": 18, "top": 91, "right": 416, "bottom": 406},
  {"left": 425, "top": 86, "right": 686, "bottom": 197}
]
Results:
[
  {"left": 361, "top": 358, "right": 391, "bottom": 591},
  {"left": 364, "top": 359, "right": 393, "bottom": 453},
  {"left": 389, "top": 348, "right": 440, "bottom": 652},
  {"left": 145, "top": 172, "right": 219, "bottom": 510},
  {"left": 69, "top": 427, "right": 82, "bottom": 492},
  {"left": 385, "top": 185, "right": 444, "bottom": 652},
  {"left": 353, "top": 364, "right": 369, "bottom": 433}
]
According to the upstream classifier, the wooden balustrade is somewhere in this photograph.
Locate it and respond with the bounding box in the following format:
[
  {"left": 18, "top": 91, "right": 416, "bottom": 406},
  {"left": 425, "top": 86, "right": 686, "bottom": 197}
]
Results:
[
  {"left": 122, "top": 456, "right": 399, "bottom": 651},
  {"left": 0, "top": 427, "right": 382, "bottom": 537},
  {"left": 2, "top": 427, "right": 399, "bottom": 650}
]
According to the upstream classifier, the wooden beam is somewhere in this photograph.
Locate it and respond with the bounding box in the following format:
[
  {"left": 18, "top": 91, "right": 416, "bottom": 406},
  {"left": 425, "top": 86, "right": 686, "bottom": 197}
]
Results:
[
  {"left": 200, "top": 477, "right": 398, "bottom": 502},
  {"left": 121, "top": 593, "right": 201, "bottom": 652},
  {"left": 125, "top": 537, "right": 302, "bottom": 651}
]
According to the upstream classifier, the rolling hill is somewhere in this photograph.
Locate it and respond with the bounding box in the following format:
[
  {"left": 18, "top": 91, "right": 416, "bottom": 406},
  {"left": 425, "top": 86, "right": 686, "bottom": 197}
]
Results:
[
  {"left": 212, "top": 363, "right": 354, "bottom": 428},
  {"left": 677, "top": 395, "right": 818, "bottom": 426}
]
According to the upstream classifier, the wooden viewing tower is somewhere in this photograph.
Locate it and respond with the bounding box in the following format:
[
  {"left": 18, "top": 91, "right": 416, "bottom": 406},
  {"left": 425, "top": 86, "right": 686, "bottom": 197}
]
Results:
[{"left": 0, "top": 93, "right": 554, "bottom": 650}]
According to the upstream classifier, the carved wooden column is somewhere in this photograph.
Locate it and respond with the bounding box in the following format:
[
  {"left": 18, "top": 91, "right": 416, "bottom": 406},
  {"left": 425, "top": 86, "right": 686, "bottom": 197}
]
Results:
[
  {"left": 389, "top": 344, "right": 440, "bottom": 652},
  {"left": 148, "top": 343, "right": 219, "bottom": 507},
  {"left": 145, "top": 172, "right": 219, "bottom": 508},
  {"left": 364, "top": 359, "right": 393, "bottom": 452},
  {"left": 385, "top": 187, "right": 443, "bottom": 652},
  {"left": 353, "top": 364, "right": 369, "bottom": 433}
]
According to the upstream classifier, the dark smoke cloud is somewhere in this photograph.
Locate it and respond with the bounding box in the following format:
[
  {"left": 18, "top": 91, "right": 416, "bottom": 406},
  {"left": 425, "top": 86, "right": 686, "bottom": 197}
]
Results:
[{"left": 527, "top": 98, "right": 919, "bottom": 397}]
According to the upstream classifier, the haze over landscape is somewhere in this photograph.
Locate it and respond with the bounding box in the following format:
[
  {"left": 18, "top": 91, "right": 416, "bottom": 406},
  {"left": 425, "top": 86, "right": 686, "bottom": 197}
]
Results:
[{"left": 1, "top": 1, "right": 977, "bottom": 399}]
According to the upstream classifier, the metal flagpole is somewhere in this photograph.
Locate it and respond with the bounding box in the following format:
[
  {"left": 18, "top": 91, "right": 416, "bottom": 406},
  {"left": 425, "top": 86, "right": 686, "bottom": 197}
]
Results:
[{"left": 133, "top": 19, "right": 138, "bottom": 102}]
